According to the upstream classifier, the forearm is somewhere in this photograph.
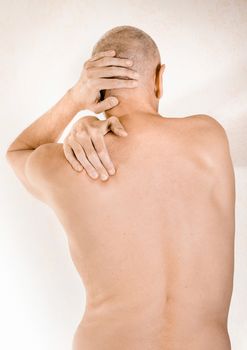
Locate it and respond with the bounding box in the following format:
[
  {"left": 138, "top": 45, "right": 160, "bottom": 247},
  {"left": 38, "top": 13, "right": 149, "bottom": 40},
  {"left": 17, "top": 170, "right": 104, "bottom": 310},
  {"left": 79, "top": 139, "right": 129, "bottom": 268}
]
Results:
[{"left": 7, "top": 89, "right": 80, "bottom": 152}]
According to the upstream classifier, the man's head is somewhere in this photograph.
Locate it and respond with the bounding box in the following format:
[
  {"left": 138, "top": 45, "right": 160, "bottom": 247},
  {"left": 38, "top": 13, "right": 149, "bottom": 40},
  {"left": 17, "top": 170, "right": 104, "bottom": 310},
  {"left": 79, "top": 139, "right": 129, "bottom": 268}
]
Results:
[{"left": 92, "top": 26, "right": 165, "bottom": 115}]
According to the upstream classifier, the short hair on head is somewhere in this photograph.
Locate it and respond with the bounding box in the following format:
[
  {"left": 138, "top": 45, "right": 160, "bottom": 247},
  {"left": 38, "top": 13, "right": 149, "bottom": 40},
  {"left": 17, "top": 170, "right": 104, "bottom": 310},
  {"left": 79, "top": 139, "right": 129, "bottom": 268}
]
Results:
[{"left": 92, "top": 25, "right": 161, "bottom": 81}]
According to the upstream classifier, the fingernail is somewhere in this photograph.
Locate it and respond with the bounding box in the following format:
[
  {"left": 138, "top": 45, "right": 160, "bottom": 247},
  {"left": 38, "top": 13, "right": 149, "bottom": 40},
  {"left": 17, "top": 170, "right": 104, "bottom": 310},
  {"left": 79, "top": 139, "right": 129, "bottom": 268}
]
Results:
[
  {"left": 76, "top": 165, "right": 83, "bottom": 171},
  {"left": 109, "top": 167, "right": 115, "bottom": 175},
  {"left": 117, "top": 127, "right": 128, "bottom": 136},
  {"left": 91, "top": 171, "right": 98, "bottom": 179},
  {"left": 101, "top": 173, "right": 109, "bottom": 181},
  {"left": 110, "top": 97, "right": 118, "bottom": 105}
]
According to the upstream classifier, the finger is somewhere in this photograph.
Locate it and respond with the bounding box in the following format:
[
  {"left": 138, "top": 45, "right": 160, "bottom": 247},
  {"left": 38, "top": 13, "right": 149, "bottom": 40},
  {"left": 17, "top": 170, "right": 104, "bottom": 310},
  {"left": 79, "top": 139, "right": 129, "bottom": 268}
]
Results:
[
  {"left": 86, "top": 57, "right": 133, "bottom": 68},
  {"left": 93, "top": 96, "right": 119, "bottom": 114},
  {"left": 97, "top": 78, "right": 138, "bottom": 90},
  {"left": 76, "top": 135, "right": 109, "bottom": 181},
  {"left": 91, "top": 134, "right": 116, "bottom": 176},
  {"left": 63, "top": 143, "right": 84, "bottom": 172},
  {"left": 68, "top": 139, "right": 99, "bottom": 180},
  {"left": 88, "top": 66, "right": 139, "bottom": 80},
  {"left": 88, "top": 50, "right": 115, "bottom": 62},
  {"left": 107, "top": 116, "right": 128, "bottom": 137}
]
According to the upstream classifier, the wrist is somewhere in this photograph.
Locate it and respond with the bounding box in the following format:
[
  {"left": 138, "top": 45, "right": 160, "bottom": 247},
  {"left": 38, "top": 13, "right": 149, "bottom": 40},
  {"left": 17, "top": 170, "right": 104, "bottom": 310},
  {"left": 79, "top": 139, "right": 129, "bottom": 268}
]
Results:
[{"left": 67, "top": 86, "right": 86, "bottom": 112}]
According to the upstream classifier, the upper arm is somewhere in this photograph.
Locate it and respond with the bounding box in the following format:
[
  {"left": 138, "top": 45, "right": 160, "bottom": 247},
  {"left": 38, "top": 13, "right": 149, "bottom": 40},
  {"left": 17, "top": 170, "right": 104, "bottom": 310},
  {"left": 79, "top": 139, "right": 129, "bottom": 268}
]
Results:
[
  {"left": 192, "top": 114, "right": 235, "bottom": 214},
  {"left": 6, "top": 143, "right": 63, "bottom": 203}
]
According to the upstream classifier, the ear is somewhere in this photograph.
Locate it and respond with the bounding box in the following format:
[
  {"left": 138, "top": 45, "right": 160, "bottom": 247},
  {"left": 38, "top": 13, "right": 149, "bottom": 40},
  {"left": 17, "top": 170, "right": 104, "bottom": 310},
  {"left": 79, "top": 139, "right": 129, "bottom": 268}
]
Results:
[{"left": 154, "top": 64, "right": 165, "bottom": 99}]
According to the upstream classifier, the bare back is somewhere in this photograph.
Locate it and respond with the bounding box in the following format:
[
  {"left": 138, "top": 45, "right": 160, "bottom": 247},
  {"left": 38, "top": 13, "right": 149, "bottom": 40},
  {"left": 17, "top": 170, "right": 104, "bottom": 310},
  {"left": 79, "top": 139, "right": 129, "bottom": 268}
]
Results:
[{"left": 29, "top": 114, "right": 235, "bottom": 350}]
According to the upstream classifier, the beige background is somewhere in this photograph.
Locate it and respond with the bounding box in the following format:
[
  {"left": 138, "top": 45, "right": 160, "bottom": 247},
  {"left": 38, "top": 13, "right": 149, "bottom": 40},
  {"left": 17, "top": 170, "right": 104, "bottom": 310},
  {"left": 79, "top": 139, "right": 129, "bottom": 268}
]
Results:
[{"left": 1, "top": 0, "right": 246, "bottom": 349}]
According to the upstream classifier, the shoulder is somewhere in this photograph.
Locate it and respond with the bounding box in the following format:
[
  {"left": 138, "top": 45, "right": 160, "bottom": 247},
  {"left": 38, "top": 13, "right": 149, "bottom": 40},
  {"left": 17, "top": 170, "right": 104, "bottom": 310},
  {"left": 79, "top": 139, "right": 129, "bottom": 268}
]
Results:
[
  {"left": 164, "top": 114, "right": 231, "bottom": 167},
  {"left": 183, "top": 114, "right": 231, "bottom": 163},
  {"left": 26, "top": 143, "right": 65, "bottom": 174},
  {"left": 185, "top": 114, "right": 228, "bottom": 140},
  {"left": 161, "top": 114, "right": 228, "bottom": 142},
  {"left": 185, "top": 114, "right": 235, "bottom": 201},
  {"left": 25, "top": 143, "right": 71, "bottom": 190}
]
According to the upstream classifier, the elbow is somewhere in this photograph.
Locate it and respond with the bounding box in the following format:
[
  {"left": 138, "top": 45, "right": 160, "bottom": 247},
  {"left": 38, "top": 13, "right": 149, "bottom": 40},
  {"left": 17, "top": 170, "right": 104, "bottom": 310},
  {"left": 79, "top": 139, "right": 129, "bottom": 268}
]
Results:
[
  {"left": 5, "top": 149, "right": 14, "bottom": 166},
  {"left": 6, "top": 139, "right": 14, "bottom": 157},
  {"left": 5, "top": 140, "right": 22, "bottom": 162},
  {"left": 5, "top": 142, "right": 18, "bottom": 165},
  {"left": 5, "top": 147, "right": 12, "bottom": 161},
  {"left": 5, "top": 143, "right": 14, "bottom": 160}
]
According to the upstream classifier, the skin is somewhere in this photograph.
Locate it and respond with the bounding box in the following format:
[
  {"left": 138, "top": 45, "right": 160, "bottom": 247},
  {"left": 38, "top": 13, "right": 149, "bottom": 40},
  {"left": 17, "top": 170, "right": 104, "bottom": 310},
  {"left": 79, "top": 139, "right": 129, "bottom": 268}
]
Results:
[
  {"left": 6, "top": 48, "right": 235, "bottom": 350},
  {"left": 63, "top": 115, "right": 129, "bottom": 179}
]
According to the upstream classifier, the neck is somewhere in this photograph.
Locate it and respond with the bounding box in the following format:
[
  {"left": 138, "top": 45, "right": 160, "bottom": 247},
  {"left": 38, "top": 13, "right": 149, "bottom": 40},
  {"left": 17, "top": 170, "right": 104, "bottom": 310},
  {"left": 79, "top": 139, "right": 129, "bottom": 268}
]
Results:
[{"left": 103, "top": 89, "right": 159, "bottom": 121}]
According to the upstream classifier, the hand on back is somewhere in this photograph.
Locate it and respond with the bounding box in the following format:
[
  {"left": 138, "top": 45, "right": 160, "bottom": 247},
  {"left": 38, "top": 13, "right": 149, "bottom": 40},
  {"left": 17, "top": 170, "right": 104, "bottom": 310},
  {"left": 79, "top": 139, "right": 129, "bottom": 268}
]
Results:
[{"left": 63, "top": 115, "right": 128, "bottom": 181}]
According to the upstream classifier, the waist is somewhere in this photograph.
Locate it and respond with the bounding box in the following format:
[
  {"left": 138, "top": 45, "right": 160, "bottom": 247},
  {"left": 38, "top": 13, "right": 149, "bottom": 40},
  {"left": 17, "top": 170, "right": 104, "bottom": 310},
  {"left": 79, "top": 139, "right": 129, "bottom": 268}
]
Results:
[
  {"left": 83, "top": 295, "right": 228, "bottom": 327},
  {"left": 83, "top": 283, "right": 230, "bottom": 323},
  {"left": 73, "top": 306, "right": 230, "bottom": 350}
]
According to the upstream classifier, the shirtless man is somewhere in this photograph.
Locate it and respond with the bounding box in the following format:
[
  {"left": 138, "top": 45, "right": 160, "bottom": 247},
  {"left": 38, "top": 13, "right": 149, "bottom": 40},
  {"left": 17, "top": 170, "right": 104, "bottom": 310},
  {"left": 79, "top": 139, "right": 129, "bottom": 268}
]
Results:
[{"left": 6, "top": 26, "right": 235, "bottom": 350}]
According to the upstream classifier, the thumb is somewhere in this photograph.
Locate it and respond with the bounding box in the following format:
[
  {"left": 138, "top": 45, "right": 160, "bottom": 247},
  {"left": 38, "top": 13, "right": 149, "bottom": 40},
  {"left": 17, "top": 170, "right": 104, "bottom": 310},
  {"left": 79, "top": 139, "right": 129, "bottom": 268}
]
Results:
[
  {"left": 93, "top": 97, "right": 119, "bottom": 114},
  {"left": 107, "top": 116, "right": 128, "bottom": 137}
]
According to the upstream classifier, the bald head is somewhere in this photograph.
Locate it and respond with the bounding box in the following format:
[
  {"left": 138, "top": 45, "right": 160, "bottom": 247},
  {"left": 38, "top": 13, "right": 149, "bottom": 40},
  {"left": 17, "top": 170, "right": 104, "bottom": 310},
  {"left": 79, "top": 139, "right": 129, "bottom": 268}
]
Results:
[
  {"left": 92, "top": 25, "right": 161, "bottom": 83},
  {"left": 91, "top": 26, "right": 164, "bottom": 115}
]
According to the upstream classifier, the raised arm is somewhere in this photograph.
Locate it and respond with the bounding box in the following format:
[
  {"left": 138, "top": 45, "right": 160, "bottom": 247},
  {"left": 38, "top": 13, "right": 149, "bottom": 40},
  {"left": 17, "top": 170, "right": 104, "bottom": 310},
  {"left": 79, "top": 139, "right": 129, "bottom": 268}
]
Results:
[
  {"left": 5, "top": 90, "right": 79, "bottom": 199},
  {"left": 6, "top": 50, "right": 139, "bottom": 199}
]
